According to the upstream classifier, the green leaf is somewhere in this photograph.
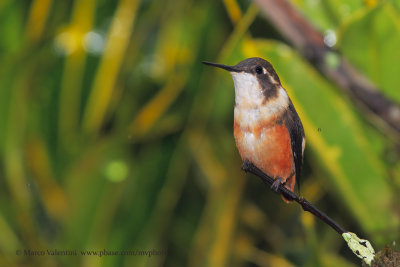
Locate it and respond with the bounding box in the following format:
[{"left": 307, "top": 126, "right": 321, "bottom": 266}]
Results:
[
  {"left": 338, "top": 3, "right": 400, "bottom": 102},
  {"left": 291, "top": 0, "right": 365, "bottom": 32}
]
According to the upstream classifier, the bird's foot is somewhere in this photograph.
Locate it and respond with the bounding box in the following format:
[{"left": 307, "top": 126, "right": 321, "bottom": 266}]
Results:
[
  {"left": 241, "top": 159, "right": 252, "bottom": 172},
  {"left": 271, "top": 177, "right": 284, "bottom": 192}
]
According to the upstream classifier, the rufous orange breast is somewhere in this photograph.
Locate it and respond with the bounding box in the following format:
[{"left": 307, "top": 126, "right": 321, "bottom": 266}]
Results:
[{"left": 234, "top": 115, "right": 296, "bottom": 194}]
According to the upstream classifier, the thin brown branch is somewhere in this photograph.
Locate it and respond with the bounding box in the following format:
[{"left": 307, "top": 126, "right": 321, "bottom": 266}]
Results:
[
  {"left": 241, "top": 160, "right": 347, "bottom": 235},
  {"left": 254, "top": 0, "right": 400, "bottom": 137}
]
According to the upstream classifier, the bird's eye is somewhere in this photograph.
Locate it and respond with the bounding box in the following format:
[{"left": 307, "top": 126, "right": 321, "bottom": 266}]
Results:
[{"left": 255, "top": 66, "right": 263, "bottom": 74}]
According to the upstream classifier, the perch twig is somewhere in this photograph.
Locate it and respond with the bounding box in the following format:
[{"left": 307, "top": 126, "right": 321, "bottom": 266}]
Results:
[{"left": 241, "top": 159, "right": 375, "bottom": 265}]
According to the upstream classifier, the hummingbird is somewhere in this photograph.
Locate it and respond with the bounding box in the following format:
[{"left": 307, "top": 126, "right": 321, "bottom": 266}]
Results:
[{"left": 203, "top": 57, "right": 305, "bottom": 202}]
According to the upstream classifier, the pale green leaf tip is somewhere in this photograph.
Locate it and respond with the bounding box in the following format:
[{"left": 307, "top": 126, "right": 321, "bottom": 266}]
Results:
[{"left": 342, "top": 232, "right": 375, "bottom": 266}]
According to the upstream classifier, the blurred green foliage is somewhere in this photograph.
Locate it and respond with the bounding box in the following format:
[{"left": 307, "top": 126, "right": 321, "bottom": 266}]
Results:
[{"left": 0, "top": 0, "right": 399, "bottom": 266}]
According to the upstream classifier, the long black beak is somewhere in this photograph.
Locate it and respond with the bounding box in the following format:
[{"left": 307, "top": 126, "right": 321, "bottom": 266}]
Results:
[{"left": 202, "top": 61, "right": 240, "bottom": 72}]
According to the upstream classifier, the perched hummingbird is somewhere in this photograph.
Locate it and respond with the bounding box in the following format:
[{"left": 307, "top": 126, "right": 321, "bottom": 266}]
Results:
[{"left": 203, "top": 57, "right": 305, "bottom": 202}]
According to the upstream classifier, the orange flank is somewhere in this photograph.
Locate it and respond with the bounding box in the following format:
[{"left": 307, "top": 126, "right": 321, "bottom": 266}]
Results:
[{"left": 234, "top": 120, "right": 296, "bottom": 195}]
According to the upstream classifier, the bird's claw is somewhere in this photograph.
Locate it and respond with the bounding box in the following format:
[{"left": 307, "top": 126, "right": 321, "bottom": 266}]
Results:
[
  {"left": 241, "top": 159, "right": 251, "bottom": 172},
  {"left": 271, "top": 177, "right": 284, "bottom": 192}
]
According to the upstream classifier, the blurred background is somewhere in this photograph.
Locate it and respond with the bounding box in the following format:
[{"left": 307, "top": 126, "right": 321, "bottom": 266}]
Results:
[{"left": 0, "top": 0, "right": 400, "bottom": 266}]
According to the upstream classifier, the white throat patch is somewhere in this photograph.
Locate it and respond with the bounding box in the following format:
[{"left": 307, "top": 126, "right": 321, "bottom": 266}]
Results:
[
  {"left": 231, "top": 72, "right": 289, "bottom": 109},
  {"left": 232, "top": 71, "right": 289, "bottom": 126},
  {"left": 231, "top": 72, "right": 264, "bottom": 107}
]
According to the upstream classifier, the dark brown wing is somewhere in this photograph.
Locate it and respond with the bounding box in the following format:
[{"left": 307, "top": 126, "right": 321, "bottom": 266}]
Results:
[{"left": 284, "top": 100, "right": 305, "bottom": 193}]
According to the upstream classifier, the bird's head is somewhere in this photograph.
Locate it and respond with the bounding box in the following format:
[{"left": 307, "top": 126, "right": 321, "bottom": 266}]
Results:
[{"left": 203, "top": 57, "right": 285, "bottom": 107}]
